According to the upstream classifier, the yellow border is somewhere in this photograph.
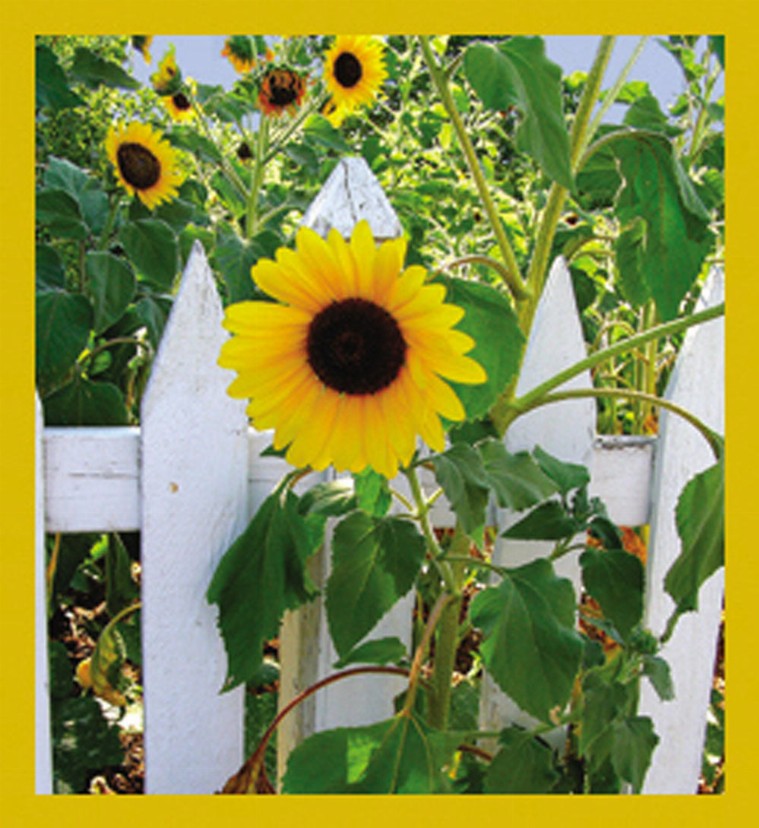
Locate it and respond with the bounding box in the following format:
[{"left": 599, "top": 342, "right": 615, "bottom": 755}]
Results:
[{"left": 2, "top": 1, "right": 756, "bottom": 826}]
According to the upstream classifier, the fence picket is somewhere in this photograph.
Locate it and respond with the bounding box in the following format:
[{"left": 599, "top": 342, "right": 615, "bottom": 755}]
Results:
[
  {"left": 139, "top": 242, "right": 249, "bottom": 793},
  {"left": 639, "top": 267, "right": 725, "bottom": 793},
  {"left": 35, "top": 394, "right": 52, "bottom": 794},
  {"left": 479, "top": 256, "right": 596, "bottom": 744}
]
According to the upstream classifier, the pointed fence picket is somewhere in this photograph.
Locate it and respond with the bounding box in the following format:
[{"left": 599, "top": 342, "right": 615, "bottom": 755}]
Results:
[{"left": 35, "top": 157, "right": 724, "bottom": 795}]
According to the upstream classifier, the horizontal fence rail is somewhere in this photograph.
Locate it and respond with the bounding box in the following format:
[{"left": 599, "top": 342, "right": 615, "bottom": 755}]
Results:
[{"left": 36, "top": 157, "right": 724, "bottom": 795}]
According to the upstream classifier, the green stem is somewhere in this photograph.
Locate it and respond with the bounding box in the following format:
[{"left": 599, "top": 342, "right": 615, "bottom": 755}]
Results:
[
  {"left": 418, "top": 35, "right": 525, "bottom": 294},
  {"left": 402, "top": 592, "right": 452, "bottom": 718},
  {"left": 516, "top": 387, "right": 723, "bottom": 460},
  {"left": 190, "top": 95, "right": 249, "bottom": 200},
  {"left": 262, "top": 93, "right": 325, "bottom": 165},
  {"left": 443, "top": 254, "right": 530, "bottom": 301},
  {"left": 246, "top": 117, "right": 270, "bottom": 240},
  {"left": 502, "top": 301, "right": 724, "bottom": 434}
]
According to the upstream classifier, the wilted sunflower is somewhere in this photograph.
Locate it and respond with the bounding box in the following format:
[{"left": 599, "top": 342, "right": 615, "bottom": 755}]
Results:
[
  {"left": 106, "top": 122, "right": 184, "bottom": 209},
  {"left": 131, "top": 35, "right": 153, "bottom": 64},
  {"left": 218, "top": 221, "right": 486, "bottom": 479},
  {"left": 323, "top": 35, "right": 386, "bottom": 124},
  {"left": 163, "top": 79, "right": 197, "bottom": 122},
  {"left": 258, "top": 67, "right": 307, "bottom": 116},
  {"left": 151, "top": 46, "right": 182, "bottom": 95},
  {"left": 222, "top": 35, "right": 256, "bottom": 74}
]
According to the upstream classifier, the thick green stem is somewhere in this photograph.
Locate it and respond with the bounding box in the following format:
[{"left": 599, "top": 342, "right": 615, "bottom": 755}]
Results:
[
  {"left": 246, "top": 117, "right": 270, "bottom": 240},
  {"left": 418, "top": 36, "right": 525, "bottom": 294}
]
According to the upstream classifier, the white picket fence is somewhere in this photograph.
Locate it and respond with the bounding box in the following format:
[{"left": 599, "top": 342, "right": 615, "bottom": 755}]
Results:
[{"left": 35, "top": 157, "right": 724, "bottom": 795}]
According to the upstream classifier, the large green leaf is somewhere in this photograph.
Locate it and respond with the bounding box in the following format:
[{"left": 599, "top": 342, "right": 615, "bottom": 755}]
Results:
[
  {"left": 207, "top": 490, "right": 320, "bottom": 690},
  {"left": 502, "top": 500, "right": 579, "bottom": 541},
  {"left": 431, "top": 443, "right": 490, "bottom": 536},
  {"left": 282, "top": 713, "right": 452, "bottom": 793},
  {"left": 439, "top": 277, "right": 524, "bottom": 421},
  {"left": 213, "top": 228, "right": 263, "bottom": 304},
  {"left": 36, "top": 290, "right": 92, "bottom": 394},
  {"left": 533, "top": 445, "right": 590, "bottom": 494},
  {"left": 43, "top": 376, "right": 129, "bottom": 426},
  {"left": 36, "top": 189, "right": 87, "bottom": 240},
  {"left": 36, "top": 44, "right": 84, "bottom": 111},
  {"left": 470, "top": 558, "right": 583, "bottom": 722},
  {"left": 69, "top": 47, "right": 140, "bottom": 90},
  {"left": 326, "top": 512, "right": 425, "bottom": 657},
  {"left": 44, "top": 158, "right": 110, "bottom": 235},
  {"left": 85, "top": 252, "right": 136, "bottom": 333},
  {"left": 580, "top": 548, "right": 644, "bottom": 640},
  {"left": 36, "top": 244, "right": 66, "bottom": 292},
  {"left": 478, "top": 439, "right": 559, "bottom": 511},
  {"left": 333, "top": 636, "right": 408, "bottom": 669},
  {"left": 665, "top": 459, "right": 724, "bottom": 613},
  {"left": 484, "top": 727, "right": 559, "bottom": 793},
  {"left": 119, "top": 219, "right": 178, "bottom": 291},
  {"left": 464, "top": 38, "right": 573, "bottom": 188},
  {"left": 610, "top": 716, "right": 658, "bottom": 793}
]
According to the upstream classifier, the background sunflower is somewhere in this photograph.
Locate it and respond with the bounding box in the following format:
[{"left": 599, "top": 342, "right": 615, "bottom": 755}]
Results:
[
  {"left": 323, "top": 35, "right": 386, "bottom": 124},
  {"left": 218, "top": 221, "right": 485, "bottom": 479}
]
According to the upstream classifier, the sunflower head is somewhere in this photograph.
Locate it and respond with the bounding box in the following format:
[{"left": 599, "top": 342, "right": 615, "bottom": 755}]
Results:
[
  {"left": 258, "top": 66, "right": 307, "bottom": 117},
  {"left": 151, "top": 45, "right": 182, "bottom": 96},
  {"left": 222, "top": 35, "right": 256, "bottom": 74},
  {"left": 131, "top": 35, "right": 153, "bottom": 64},
  {"left": 218, "top": 221, "right": 486, "bottom": 479},
  {"left": 163, "top": 79, "right": 197, "bottom": 122},
  {"left": 105, "top": 121, "right": 184, "bottom": 209},
  {"left": 323, "top": 35, "right": 386, "bottom": 125}
]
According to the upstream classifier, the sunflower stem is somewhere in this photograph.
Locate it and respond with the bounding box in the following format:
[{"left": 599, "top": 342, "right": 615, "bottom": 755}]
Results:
[
  {"left": 262, "top": 93, "right": 325, "bottom": 165},
  {"left": 418, "top": 36, "right": 526, "bottom": 299},
  {"left": 246, "top": 117, "right": 270, "bottom": 240}
]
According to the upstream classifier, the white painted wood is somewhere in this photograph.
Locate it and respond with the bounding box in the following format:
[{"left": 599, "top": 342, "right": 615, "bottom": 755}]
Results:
[
  {"left": 590, "top": 435, "right": 655, "bottom": 527},
  {"left": 639, "top": 268, "right": 725, "bottom": 794},
  {"left": 35, "top": 394, "right": 52, "bottom": 794},
  {"left": 301, "top": 156, "right": 403, "bottom": 241},
  {"left": 480, "top": 257, "right": 596, "bottom": 744},
  {"left": 140, "top": 242, "right": 249, "bottom": 794},
  {"left": 44, "top": 427, "right": 140, "bottom": 532}
]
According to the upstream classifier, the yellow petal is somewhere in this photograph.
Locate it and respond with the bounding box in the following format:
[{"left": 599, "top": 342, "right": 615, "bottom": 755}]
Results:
[
  {"left": 386, "top": 265, "right": 427, "bottom": 312},
  {"left": 350, "top": 220, "right": 377, "bottom": 299},
  {"left": 370, "top": 237, "right": 406, "bottom": 305},
  {"left": 251, "top": 258, "right": 324, "bottom": 312},
  {"left": 427, "top": 373, "right": 466, "bottom": 421}
]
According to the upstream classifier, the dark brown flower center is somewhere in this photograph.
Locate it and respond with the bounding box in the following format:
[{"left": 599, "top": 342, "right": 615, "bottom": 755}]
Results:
[
  {"left": 172, "top": 92, "right": 191, "bottom": 111},
  {"left": 334, "top": 52, "right": 362, "bottom": 88},
  {"left": 307, "top": 298, "right": 407, "bottom": 395},
  {"left": 265, "top": 71, "right": 300, "bottom": 107},
  {"left": 116, "top": 142, "right": 161, "bottom": 190}
]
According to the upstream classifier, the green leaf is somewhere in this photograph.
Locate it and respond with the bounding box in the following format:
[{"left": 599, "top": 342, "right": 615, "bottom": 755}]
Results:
[
  {"left": 484, "top": 728, "right": 559, "bottom": 793},
  {"left": 333, "top": 636, "right": 408, "bottom": 669},
  {"left": 167, "top": 126, "right": 223, "bottom": 164},
  {"left": 464, "top": 38, "right": 573, "bottom": 188},
  {"left": 642, "top": 655, "right": 675, "bottom": 702},
  {"left": 36, "top": 290, "right": 92, "bottom": 394},
  {"left": 298, "top": 478, "right": 357, "bottom": 518},
  {"left": 282, "top": 714, "right": 452, "bottom": 793},
  {"left": 610, "top": 716, "right": 658, "bottom": 793},
  {"left": 119, "top": 219, "right": 178, "bottom": 290},
  {"left": 327, "top": 512, "right": 426, "bottom": 657},
  {"left": 207, "top": 490, "right": 320, "bottom": 690},
  {"left": 85, "top": 252, "right": 136, "bottom": 333},
  {"left": 432, "top": 443, "right": 490, "bottom": 536},
  {"left": 43, "top": 376, "right": 129, "bottom": 426},
  {"left": 708, "top": 35, "right": 725, "bottom": 69},
  {"left": 353, "top": 469, "right": 392, "bottom": 517},
  {"left": 213, "top": 229, "right": 262, "bottom": 304},
  {"left": 134, "top": 295, "right": 171, "bottom": 347},
  {"left": 470, "top": 558, "right": 583, "bottom": 722},
  {"left": 42, "top": 155, "right": 110, "bottom": 234},
  {"left": 48, "top": 641, "right": 75, "bottom": 700},
  {"left": 69, "top": 47, "right": 140, "bottom": 89},
  {"left": 665, "top": 459, "right": 724, "bottom": 612},
  {"left": 502, "top": 500, "right": 579, "bottom": 540},
  {"left": 623, "top": 94, "right": 682, "bottom": 137},
  {"left": 615, "top": 217, "right": 649, "bottom": 307},
  {"left": 36, "top": 44, "right": 85, "bottom": 111},
  {"left": 478, "top": 439, "right": 559, "bottom": 511},
  {"left": 36, "top": 244, "right": 66, "bottom": 292},
  {"left": 36, "top": 189, "right": 87, "bottom": 239},
  {"left": 105, "top": 534, "right": 137, "bottom": 616},
  {"left": 303, "top": 114, "right": 353, "bottom": 153},
  {"left": 579, "top": 673, "right": 632, "bottom": 759},
  {"left": 441, "top": 278, "right": 524, "bottom": 420},
  {"left": 533, "top": 445, "right": 590, "bottom": 494},
  {"left": 580, "top": 548, "right": 644, "bottom": 640}
]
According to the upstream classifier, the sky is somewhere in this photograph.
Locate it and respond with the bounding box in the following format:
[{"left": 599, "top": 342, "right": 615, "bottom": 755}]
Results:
[{"left": 129, "top": 35, "right": 722, "bottom": 123}]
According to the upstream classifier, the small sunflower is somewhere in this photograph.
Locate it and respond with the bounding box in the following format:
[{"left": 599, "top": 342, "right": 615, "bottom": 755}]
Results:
[
  {"left": 106, "top": 121, "right": 184, "bottom": 209},
  {"left": 163, "top": 79, "right": 197, "bottom": 122},
  {"left": 323, "top": 35, "right": 386, "bottom": 124},
  {"left": 218, "top": 221, "right": 486, "bottom": 479},
  {"left": 131, "top": 35, "right": 153, "bottom": 64},
  {"left": 151, "top": 45, "right": 182, "bottom": 96},
  {"left": 258, "top": 67, "right": 307, "bottom": 117},
  {"left": 222, "top": 35, "right": 256, "bottom": 74}
]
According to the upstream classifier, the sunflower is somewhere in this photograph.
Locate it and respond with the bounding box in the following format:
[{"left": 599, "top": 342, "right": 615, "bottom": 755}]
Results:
[
  {"left": 218, "top": 221, "right": 486, "bottom": 479},
  {"left": 131, "top": 35, "right": 153, "bottom": 64},
  {"left": 258, "top": 67, "right": 307, "bottom": 117},
  {"left": 222, "top": 35, "right": 256, "bottom": 74},
  {"left": 105, "top": 122, "right": 184, "bottom": 209},
  {"left": 151, "top": 46, "right": 182, "bottom": 96},
  {"left": 163, "top": 79, "right": 197, "bottom": 122},
  {"left": 323, "top": 35, "right": 386, "bottom": 124}
]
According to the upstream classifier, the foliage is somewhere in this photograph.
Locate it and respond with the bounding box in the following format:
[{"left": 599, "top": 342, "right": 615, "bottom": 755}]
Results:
[{"left": 37, "top": 33, "right": 724, "bottom": 795}]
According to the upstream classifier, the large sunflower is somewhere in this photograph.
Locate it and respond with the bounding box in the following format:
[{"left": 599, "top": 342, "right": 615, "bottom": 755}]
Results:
[
  {"left": 218, "top": 221, "right": 486, "bottom": 479},
  {"left": 323, "top": 35, "right": 386, "bottom": 124},
  {"left": 105, "top": 122, "right": 184, "bottom": 209}
]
